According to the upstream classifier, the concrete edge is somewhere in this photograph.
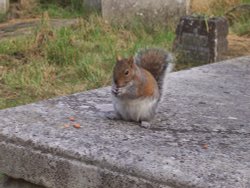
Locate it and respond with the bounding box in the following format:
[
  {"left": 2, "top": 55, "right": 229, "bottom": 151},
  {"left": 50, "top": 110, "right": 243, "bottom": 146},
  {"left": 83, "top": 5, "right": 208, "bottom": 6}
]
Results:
[{"left": 0, "top": 140, "right": 173, "bottom": 188}]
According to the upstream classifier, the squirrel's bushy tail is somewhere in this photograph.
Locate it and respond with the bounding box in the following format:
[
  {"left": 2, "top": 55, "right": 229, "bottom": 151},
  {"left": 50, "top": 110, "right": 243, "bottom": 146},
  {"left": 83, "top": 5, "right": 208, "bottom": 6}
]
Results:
[{"left": 134, "top": 48, "right": 174, "bottom": 97}]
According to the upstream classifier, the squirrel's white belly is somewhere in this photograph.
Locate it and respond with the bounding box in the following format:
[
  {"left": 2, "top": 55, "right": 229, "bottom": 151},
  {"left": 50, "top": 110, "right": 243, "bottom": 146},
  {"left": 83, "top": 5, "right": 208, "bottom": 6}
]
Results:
[{"left": 112, "top": 96, "right": 158, "bottom": 122}]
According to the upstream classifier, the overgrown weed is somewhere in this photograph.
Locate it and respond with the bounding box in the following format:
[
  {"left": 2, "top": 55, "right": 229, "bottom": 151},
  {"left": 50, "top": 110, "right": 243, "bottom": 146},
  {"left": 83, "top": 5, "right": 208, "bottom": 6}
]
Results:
[{"left": 0, "top": 13, "right": 174, "bottom": 109}]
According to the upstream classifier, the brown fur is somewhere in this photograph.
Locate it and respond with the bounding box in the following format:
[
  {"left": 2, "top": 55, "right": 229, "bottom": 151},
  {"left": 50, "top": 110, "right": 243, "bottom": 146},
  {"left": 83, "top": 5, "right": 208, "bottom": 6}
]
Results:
[
  {"left": 113, "top": 56, "right": 135, "bottom": 88},
  {"left": 136, "top": 69, "right": 157, "bottom": 97},
  {"left": 113, "top": 56, "right": 158, "bottom": 97},
  {"left": 136, "top": 49, "right": 166, "bottom": 82}
]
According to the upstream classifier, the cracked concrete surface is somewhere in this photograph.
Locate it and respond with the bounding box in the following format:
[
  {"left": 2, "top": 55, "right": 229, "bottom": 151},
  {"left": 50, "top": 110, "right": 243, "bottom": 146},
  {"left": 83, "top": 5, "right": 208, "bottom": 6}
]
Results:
[{"left": 0, "top": 56, "right": 250, "bottom": 188}]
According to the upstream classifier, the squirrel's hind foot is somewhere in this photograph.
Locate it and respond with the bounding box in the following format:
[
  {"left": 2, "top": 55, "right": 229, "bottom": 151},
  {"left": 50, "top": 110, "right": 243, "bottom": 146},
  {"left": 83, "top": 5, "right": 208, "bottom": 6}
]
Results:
[
  {"left": 140, "top": 121, "right": 152, "bottom": 129},
  {"left": 105, "top": 111, "right": 121, "bottom": 120}
]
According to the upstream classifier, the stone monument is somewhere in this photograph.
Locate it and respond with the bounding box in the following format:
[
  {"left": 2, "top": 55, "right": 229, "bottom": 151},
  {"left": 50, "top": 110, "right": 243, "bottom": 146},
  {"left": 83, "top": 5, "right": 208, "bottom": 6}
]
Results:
[
  {"left": 102, "top": 0, "right": 190, "bottom": 25},
  {"left": 173, "top": 16, "right": 228, "bottom": 63},
  {"left": 0, "top": 0, "right": 9, "bottom": 14}
]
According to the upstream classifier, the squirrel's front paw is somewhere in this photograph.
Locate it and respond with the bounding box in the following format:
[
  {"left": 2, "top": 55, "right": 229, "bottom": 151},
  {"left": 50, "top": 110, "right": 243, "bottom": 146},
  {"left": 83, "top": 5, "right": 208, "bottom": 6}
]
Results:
[{"left": 140, "top": 121, "right": 151, "bottom": 129}]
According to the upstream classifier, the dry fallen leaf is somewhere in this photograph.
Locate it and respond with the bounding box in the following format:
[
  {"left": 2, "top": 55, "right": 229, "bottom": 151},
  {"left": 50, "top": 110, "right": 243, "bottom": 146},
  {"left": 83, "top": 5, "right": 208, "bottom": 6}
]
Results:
[
  {"left": 202, "top": 144, "right": 208, "bottom": 149},
  {"left": 64, "top": 124, "right": 70, "bottom": 128},
  {"left": 73, "top": 123, "right": 81, "bottom": 129}
]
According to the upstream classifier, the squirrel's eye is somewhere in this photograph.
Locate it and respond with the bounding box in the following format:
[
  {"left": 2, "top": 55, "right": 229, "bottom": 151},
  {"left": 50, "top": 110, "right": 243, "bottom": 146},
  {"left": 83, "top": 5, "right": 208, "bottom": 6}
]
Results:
[{"left": 124, "top": 70, "right": 129, "bottom": 76}]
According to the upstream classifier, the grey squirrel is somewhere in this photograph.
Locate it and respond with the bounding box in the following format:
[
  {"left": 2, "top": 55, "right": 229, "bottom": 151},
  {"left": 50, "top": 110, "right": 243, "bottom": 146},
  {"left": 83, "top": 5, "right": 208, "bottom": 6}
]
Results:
[{"left": 110, "top": 48, "right": 174, "bottom": 128}]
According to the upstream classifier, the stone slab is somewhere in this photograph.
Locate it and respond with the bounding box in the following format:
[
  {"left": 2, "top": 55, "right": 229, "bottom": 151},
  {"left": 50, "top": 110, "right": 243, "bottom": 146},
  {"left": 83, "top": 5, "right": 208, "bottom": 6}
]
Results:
[
  {"left": 0, "top": 56, "right": 250, "bottom": 188},
  {"left": 102, "top": 0, "right": 190, "bottom": 25},
  {"left": 0, "top": 0, "right": 9, "bottom": 14},
  {"left": 0, "top": 176, "right": 44, "bottom": 188},
  {"left": 83, "top": 0, "right": 101, "bottom": 10}
]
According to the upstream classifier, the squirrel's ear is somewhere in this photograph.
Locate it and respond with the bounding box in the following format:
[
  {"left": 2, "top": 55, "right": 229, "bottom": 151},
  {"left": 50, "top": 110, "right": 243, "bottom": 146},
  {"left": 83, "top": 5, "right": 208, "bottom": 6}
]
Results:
[
  {"left": 128, "top": 56, "right": 134, "bottom": 66},
  {"left": 116, "top": 55, "right": 122, "bottom": 62}
]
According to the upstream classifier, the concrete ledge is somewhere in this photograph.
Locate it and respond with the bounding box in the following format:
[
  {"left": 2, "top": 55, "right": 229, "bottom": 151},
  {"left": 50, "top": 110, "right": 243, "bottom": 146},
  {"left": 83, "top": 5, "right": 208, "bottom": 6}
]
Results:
[{"left": 0, "top": 56, "right": 250, "bottom": 188}]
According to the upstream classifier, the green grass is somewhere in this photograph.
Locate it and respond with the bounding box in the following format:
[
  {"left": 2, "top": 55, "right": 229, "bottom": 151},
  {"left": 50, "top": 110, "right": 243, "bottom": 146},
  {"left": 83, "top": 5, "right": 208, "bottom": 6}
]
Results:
[
  {"left": 230, "top": 16, "right": 250, "bottom": 35},
  {"left": 0, "top": 173, "right": 5, "bottom": 182},
  {"left": 227, "top": 1, "right": 250, "bottom": 36},
  {"left": 34, "top": 4, "right": 84, "bottom": 18},
  {"left": 34, "top": 1, "right": 98, "bottom": 19},
  {"left": 191, "top": 0, "right": 250, "bottom": 36},
  {"left": 0, "top": 13, "right": 7, "bottom": 23},
  {"left": 0, "top": 0, "right": 249, "bottom": 110},
  {"left": 0, "top": 15, "right": 174, "bottom": 109}
]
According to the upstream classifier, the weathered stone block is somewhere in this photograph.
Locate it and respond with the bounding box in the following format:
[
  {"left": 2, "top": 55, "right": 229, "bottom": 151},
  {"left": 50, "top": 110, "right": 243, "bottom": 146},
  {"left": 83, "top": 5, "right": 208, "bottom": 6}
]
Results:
[
  {"left": 0, "top": 176, "right": 44, "bottom": 188},
  {"left": 83, "top": 0, "right": 101, "bottom": 11},
  {"left": 102, "top": 0, "right": 190, "bottom": 26},
  {"left": 174, "top": 16, "right": 228, "bottom": 63},
  {"left": 0, "top": 0, "right": 9, "bottom": 14},
  {"left": 0, "top": 56, "right": 250, "bottom": 188}
]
